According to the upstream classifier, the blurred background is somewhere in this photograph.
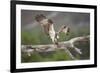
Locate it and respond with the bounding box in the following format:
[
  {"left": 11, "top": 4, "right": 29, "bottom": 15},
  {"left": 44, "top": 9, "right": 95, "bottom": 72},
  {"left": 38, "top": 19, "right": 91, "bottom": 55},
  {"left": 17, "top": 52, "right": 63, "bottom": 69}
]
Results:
[{"left": 21, "top": 10, "right": 90, "bottom": 63}]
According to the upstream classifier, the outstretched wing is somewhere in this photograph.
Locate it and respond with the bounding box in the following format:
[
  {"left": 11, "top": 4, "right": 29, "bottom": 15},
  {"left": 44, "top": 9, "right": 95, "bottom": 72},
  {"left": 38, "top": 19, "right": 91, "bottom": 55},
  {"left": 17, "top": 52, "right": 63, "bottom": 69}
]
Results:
[{"left": 58, "top": 25, "right": 70, "bottom": 35}]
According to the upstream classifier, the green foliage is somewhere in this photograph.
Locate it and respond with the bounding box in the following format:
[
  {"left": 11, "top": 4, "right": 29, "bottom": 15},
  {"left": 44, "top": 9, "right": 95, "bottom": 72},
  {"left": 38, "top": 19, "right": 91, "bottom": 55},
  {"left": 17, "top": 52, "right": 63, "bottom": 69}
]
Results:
[
  {"left": 21, "top": 26, "right": 90, "bottom": 62},
  {"left": 21, "top": 52, "right": 43, "bottom": 62},
  {"left": 21, "top": 31, "right": 40, "bottom": 45},
  {"left": 52, "top": 50, "right": 72, "bottom": 61},
  {"left": 21, "top": 50, "right": 73, "bottom": 63},
  {"left": 21, "top": 29, "right": 52, "bottom": 45}
]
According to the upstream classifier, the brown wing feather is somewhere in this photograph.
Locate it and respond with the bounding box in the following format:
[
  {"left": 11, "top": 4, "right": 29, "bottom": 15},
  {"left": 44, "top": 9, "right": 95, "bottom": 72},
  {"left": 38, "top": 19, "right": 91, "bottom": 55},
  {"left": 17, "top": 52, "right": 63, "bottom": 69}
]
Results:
[
  {"left": 43, "top": 19, "right": 53, "bottom": 35},
  {"left": 48, "top": 19, "right": 53, "bottom": 24},
  {"left": 48, "top": 19, "right": 53, "bottom": 31},
  {"left": 58, "top": 25, "right": 70, "bottom": 35}
]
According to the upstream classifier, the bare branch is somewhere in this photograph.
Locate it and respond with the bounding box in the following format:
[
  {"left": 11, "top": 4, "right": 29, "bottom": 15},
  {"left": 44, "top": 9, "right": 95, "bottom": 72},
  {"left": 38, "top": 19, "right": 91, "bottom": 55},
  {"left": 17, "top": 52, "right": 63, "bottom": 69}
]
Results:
[{"left": 21, "top": 35, "right": 89, "bottom": 59}]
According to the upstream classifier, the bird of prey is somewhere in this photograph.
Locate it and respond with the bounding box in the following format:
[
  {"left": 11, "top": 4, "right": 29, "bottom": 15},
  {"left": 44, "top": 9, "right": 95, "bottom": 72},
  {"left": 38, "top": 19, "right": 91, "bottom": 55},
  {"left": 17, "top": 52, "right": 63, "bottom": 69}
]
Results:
[{"left": 35, "top": 14, "right": 70, "bottom": 47}]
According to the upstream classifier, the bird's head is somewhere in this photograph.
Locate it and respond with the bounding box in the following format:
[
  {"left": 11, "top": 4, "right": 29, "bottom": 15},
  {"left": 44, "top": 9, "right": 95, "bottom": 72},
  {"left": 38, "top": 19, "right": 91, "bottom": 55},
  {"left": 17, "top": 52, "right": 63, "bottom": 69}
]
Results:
[{"left": 35, "top": 14, "right": 46, "bottom": 23}]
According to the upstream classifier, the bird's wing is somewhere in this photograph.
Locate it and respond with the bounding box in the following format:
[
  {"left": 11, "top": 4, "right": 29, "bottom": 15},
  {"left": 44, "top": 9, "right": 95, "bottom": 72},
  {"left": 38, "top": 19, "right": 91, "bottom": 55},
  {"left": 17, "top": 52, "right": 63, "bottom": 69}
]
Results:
[{"left": 58, "top": 25, "right": 70, "bottom": 35}]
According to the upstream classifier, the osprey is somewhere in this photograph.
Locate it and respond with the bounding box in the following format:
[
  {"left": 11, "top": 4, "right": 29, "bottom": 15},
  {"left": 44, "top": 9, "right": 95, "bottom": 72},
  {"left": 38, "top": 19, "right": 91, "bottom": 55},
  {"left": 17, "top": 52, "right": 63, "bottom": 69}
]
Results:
[{"left": 35, "top": 14, "right": 70, "bottom": 46}]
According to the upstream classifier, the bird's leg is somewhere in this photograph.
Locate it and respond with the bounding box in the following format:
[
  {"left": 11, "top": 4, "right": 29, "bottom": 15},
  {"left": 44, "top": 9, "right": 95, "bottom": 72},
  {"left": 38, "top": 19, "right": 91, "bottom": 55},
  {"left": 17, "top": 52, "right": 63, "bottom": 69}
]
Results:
[{"left": 54, "top": 36, "right": 61, "bottom": 48}]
